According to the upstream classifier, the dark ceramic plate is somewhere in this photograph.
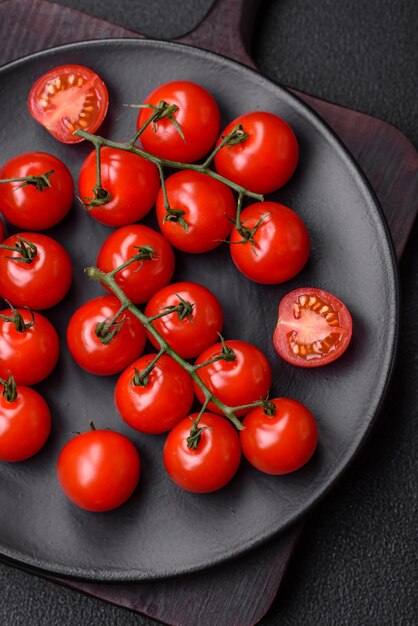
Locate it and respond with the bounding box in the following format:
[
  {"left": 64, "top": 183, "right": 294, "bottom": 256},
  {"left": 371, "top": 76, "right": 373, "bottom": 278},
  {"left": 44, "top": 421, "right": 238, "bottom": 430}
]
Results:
[{"left": 0, "top": 39, "right": 398, "bottom": 582}]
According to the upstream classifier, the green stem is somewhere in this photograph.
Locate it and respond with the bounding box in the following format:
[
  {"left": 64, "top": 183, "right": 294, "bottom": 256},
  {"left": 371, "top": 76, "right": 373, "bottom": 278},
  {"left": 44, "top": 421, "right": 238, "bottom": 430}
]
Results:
[
  {"left": 85, "top": 264, "right": 243, "bottom": 431},
  {"left": 133, "top": 347, "right": 166, "bottom": 386},
  {"left": 0, "top": 376, "right": 17, "bottom": 403},
  {"left": 0, "top": 170, "right": 54, "bottom": 192},
  {"left": 74, "top": 129, "right": 263, "bottom": 202}
]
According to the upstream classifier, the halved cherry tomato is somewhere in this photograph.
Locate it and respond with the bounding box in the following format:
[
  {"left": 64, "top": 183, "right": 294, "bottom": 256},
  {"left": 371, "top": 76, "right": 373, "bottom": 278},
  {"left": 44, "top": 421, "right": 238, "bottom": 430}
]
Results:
[
  {"left": 96, "top": 225, "right": 175, "bottom": 304},
  {"left": 67, "top": 296, "right": 146, "bottom": 376},
  {"left": 57, "top": 428, "right": 140, "bottom": 512},
  {"left": 0, "top": 232, "right": 72, "bottom": 310},
  {"left": 240, "top": 398, "right": 318, "bottom": 474},
  {"left": 0, "top": 152, "right": 74, "bottom": 231},
  {"left": 194, "top": 340, "right": 272, "bottom": 416},
  {"left": 273, "top": 288, "right": 353, "bottom": 367},
  {"left": 28, "top": 64, "right": 108, "bottom": 144},
  {"left": 230, "top": 202, "right": 310, "bottom": 284},
  {"left": 78, "top": 148, "right": 160, "bottom": 227},
  {"left": 145, "top": 282, "right": 223, "bottom": 359},
  {"left": 155, "top": 171, "right": 236, "bottom": 253},
  {"left": 115, "top": 354, "right": 195, "bottom": 434},
  {"left": 163, "top": 412, "right": 241, "bottom": 493},
  {"left": 137, "top": 81, "right": 220, "bottom": 163},
  {"left": 0, "top": 380, "right": 51, "bottom": 462},
  {"left": 0, "top": 308, "right": 59, "bottom": 385},
  {"left": 214, "top": 111, "right": 299, "bottom": 194}
]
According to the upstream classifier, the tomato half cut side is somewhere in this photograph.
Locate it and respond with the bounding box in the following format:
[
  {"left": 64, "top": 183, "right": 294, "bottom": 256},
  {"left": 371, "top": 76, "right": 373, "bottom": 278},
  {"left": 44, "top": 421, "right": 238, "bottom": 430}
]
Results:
[
  {"left": 273, "top": 287, "right": 353, "bottom": 367},
  {"left": 28, "top": 64, "right": 109, "bottom": 144}
]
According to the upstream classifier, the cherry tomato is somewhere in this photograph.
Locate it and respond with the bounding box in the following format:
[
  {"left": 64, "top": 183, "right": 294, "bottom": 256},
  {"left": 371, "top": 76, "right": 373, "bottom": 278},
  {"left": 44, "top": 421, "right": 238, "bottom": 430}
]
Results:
[
  {"left": 78, "top": 148, "right": 160, "bottom": 227},
  {"left": 230, "top": 202, "right": 310, "bottom": 284},
  {"left": 273, "top": 288, "right": 353, "bottom": 367},
  {"left": 0, "top": 381, "right": 51, "bottom": 462},
  {"left": 145, "top": 282, "right": 223, "bottom": 359},
  {"left": 0, "top": 232, "right": 72, "bottom": 310},
  {"left": 163, "top": 412, "right": 241, "bottom": 493},
  {"left": 155, "top": 171, "right": 236, "bottom": 253},
  {"left": 28, "top": 64, "right": 108, "bottom": 144},
  {"left": 214, "top": 111, "right": 299, "bottom": 194},
  {"left": 0, "top": 152, "right": 74, "bottom": 231},
  {"left": 115, "top": 354, "right": 195, "bottom": 434},
  {"left": 0, "top": 308, "right": 59, "bottom": 385},
  {"left": 240, "top": 398, "right": 318, "bottom": 474},
  {"left": 57, "top": 428, "right": 140, "bottom": 512},
  {"left": 97, "top": 225, "right": 175, "bottom": 304},
  {"left": 137, "top": 81, "right": 220, "bottom": 163},
  {"left": 194, "top": 340, "right": 272, "bottom": 416},
  {"left": 67, "top": 296, "right": 146, "bottom": 376}
]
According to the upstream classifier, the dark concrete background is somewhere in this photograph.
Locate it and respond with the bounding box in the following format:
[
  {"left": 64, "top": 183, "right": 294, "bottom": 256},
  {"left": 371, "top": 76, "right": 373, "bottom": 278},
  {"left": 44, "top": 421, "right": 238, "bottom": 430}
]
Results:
[{"left": 1, "top": 1, "right": 417, "bottom": 624}]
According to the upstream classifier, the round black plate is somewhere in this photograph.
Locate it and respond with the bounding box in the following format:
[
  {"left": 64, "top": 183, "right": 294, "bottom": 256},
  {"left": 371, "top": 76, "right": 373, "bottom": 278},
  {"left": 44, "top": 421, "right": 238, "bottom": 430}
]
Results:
[{"left": 0, "top": 40, "right": 398, "bottom": 581}]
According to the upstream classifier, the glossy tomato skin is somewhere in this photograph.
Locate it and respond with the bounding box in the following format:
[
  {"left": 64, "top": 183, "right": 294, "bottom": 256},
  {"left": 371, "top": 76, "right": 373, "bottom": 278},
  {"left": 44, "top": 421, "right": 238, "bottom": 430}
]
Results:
[
  {"left": 145, "top": 282, "right": 223, "bottom": 359},
  {"left": 0, "top": 308, "right": 59, "bottom": 385},
  {"left": 57, "top": 429, "right": 140, "bottom": 512},
  {"left": 28, "top": 64, "right": 108, "bottom": 144},
  {"left": 78, "top": 148, "right": 160, "bottom": 227},
  {"left": 155, "top": 171, "right": 236, "bottom": 253},
  {"left": 194, "top": 340, "right": 272, "bottom": 416},
  {"left": 240, "top": 398, "right": 318, "bottom": 475},
  {"left": 214, "top": 111, "right": 299, "bottom": 194},
  {"left": 0, "top": 152, "right": 74, "bottom": 230},
  {"left": 97, "top": 225, "right": 175, "bottom": 304},
  {"left": 0, "top": 232, "right": 72, "bottom": 310},
  {"left": 163, "top": 412, "right": 241, "bottom": 493},
  {"left": 230, "top": 202, "right": 310, "bottom": 284},
  {"left": 115, "top": 354, "right": 195, "bottom": 434},
  {"left": 273, "top": 287, "right": 353, "bottom": 368},
  {"left": 0, "top": 386, "right": 51, "bottom": 462},
  {"left": 67, "top": 296, "right": 146, "bottom": 376},
  {"left": 137, "top": 81, "right": 220, "bottom": 163}
]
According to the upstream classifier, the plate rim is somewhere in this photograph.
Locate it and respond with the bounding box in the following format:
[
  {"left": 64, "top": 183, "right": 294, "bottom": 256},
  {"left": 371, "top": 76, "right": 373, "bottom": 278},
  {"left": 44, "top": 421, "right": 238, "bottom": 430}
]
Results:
[{"left": 0, "top": 37, "right": 400, "bottom": 582}]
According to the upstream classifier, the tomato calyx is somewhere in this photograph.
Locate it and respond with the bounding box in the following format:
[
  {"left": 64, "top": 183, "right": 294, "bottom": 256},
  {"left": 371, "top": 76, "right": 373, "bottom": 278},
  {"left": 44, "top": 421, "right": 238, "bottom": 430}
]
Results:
[
  {"left": 128, "top": 99, "right": 186, "bottom": 145},
  {"left": 0, "top": 237, "right": 38, "bottom": 264},
  {"left": 132, "top": 348, "right": 166, "bottom": 387},
  {"left": 0, "top": 375, "right": 17, "bottom": 403},
  {"left": 163, "top": 206, "right": 189, "bottom": 232},
  {"left": 229, "top": 212, "right": 271, "bottom": 250},
  {"left": 187, "top": 420, "right": 210, "bottom": 450},
  {"left": 0, "top": 305, "right": 34, "bottom": 333},
  {"left": 80, "top": 184, "right": 112, "bottom": 211},
  {"left": 262, "top": 399, "right": 276, "bottom": 418},
  {"left": 0, "top": 169, "right": 55, "bottom": 192},
  {"left": 95, "top": 311, "right": 127, "bottom": 345},
  {"left": 219, "top": 124, "right": 249, "bottom": 151}
]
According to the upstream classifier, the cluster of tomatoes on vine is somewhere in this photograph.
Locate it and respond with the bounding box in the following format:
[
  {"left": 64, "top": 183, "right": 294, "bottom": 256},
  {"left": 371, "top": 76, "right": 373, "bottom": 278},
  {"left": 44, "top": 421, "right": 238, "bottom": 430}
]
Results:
[{"left": 0, "top": 64, "right": 352, "bottom": 512}]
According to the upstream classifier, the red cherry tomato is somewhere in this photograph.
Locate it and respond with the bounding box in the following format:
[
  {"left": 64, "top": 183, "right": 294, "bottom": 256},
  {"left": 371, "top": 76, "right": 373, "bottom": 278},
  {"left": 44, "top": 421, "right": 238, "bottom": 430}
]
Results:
[
  {"left": 97, "top": 225, "right": 175, "bottom": 304},
  {"left": 57, "top": 428, "right": 140, "bottom": 512},
  {"left": 230, "top": 202, "right": 310, "bottom": 284},
  {"left": 155, "top": 171, "right": 236, "bottom": 253},
  {"left": 214, "top": 111, "right": 299, "bottom": 194},
  {"left": 78, "top": 148, "right": 160, "bottom": 227},
  {"left": 67, "top": 296, "right": 146, "bottom": 376},
  {"left": 137, "top": 81, "right": 220, "bottom": 163},
  {"left": 0, "top": 152, "right": 74, "bottom": 231},
  {"left": 194, "top": 340, "right": 272, "bottom": 416},
  {"left": 115, "top": 354, "right": 195, "bottom": 434},
  {"left": 0, "top": 232, "right": 72, "bottom": 310},
  {"left": 0, "top": 308, "right": 59, "bottom": 385},
  {"left": 273, "top": 288, "right": 353, "bottom": 367},
  {"left": 145, "top": 282, "right": 223, "bottom": 359},
  {"left": 240, "top": 398, "right": 318, "bottom": 474},
  {"left": 0, "top": 382, "right": 51, "bottom": 462},
  {"left": 28, "top": 64, "right": 108, "bottom": 144},
  {"left": 163, "top": 412, "right": 241, "bottom": 493}
]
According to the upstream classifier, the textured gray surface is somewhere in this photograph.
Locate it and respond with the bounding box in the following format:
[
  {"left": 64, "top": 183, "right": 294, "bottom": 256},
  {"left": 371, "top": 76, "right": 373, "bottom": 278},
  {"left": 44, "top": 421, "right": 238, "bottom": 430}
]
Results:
[{"left": 0, "top": 0, "right": 417, "bottom": 624}]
